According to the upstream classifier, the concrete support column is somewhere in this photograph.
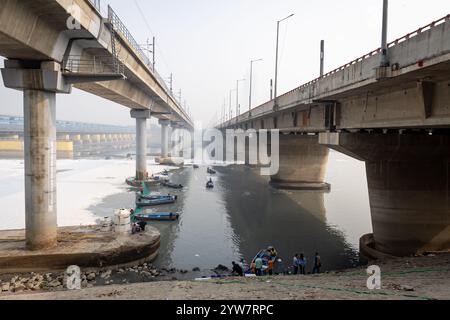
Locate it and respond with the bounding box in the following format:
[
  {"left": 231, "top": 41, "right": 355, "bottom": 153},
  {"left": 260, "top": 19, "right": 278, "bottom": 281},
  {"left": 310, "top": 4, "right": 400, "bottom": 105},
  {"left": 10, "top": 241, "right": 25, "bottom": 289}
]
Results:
[
  {"left": 159, "top": 120, "right": 170, "bottom": 158},
  {"left": 270, "top": 134, "right": 330, "bottom": 190},
  {"left": 1, "top": 60, "right": 71, "bottom": 251},
  {"left": 320, "top": 132, "right": 450, "bottom": 256},
  {"left": 131, "top": 110, "right": 151, "bottom": 181},
  {"left": 23, "top": 90, "right": 58, "bottom": 250}
]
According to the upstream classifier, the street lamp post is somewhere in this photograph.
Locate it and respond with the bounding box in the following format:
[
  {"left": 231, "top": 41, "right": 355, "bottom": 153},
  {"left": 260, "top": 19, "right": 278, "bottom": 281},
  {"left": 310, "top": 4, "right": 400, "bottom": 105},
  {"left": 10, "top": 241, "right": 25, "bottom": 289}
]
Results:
[
  {"left": 236, "top": 79, "right": 245, "bottom": 118},
  {"left": 274, "top": 14, "right": 294, "bottom": 108},
  {"left": 229, "top": 89, "right": 236, "bottom": 121},
  {"left": 249, "top": 59, "right": 263, "bottom": 115},
  {"left": 380, "top": 0, "right": 389, "bottom": 67}
]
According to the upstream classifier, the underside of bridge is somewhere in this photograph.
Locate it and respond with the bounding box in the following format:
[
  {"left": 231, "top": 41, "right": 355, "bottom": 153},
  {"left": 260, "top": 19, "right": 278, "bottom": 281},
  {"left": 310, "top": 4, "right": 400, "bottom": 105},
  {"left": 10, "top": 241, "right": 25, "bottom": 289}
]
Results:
[
  {"left": 222, "top": 16, "right": 450, "bottom": 257},
  {"left": 321, "top": 132, "right": 450, "bottom": 257}
]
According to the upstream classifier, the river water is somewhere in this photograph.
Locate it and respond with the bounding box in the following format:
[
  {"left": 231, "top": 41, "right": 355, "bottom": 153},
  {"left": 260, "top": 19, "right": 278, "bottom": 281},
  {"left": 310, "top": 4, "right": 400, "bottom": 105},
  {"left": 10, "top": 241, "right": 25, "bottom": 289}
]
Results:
[
  {"left": 0, "top": 150, "right": 372, "bottom": 273},
  {"left": 89, "top": 150, "right": 372, "bottom": 273}
]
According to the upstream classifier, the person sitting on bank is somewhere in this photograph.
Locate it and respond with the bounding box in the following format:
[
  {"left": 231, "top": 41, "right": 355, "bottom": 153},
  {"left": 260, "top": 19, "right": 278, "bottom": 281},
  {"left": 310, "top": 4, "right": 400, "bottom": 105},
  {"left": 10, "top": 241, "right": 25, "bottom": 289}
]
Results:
[{"left": 232, "top": 261, "right": 244, "bottom": 277}]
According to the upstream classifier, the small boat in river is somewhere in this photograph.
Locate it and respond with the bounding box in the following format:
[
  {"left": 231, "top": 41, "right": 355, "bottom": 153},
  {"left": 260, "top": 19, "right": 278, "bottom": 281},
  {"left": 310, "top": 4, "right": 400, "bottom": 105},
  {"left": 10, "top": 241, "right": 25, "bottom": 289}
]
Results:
[
  {"left": 136, "top": 195, "right": 177, "bottom": 207},
  {"left": 134, "top": 212, "right": 179, "bottom": 222},
  {"left": 207, "top": 167, "right": 216, "bottom": 174},
  {"left": 206, "top": 180, "right": 214, "bottom": 189},
  {"left": 140, "top": 194, "right": 178, "bottom": 201},
  {"left": 249, "top": 246, "right": 278, "bottom": 274},
  {"left": 161, "top": 181, "right": 184, "bottom": 189},
  {"left": 193, "top": 164, "right": 199, "bottom": 169}
]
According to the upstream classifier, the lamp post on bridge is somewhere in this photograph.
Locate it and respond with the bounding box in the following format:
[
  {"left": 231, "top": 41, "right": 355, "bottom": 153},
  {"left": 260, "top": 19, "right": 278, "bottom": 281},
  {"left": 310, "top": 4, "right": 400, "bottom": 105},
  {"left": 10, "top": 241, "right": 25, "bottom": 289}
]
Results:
[
  {"left": 229, "top": 89, "right": 236, "bottom": 121},
  {"left": 380, "top": 0, "right": 389, "bottom": 67},
  {"left": 236, "top": 78, "right": 245, "bottom": 118},
  {"left": 249, "top": 59, "right": 263, "bottom": 116},
  {"left": 274, "top": 13, "right": 294, "bottom": 109}
]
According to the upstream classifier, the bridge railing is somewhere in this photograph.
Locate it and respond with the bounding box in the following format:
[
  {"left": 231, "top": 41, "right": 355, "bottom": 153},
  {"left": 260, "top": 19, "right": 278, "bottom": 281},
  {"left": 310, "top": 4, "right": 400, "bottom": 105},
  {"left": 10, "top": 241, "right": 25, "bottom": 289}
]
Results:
[
  {"left": 107, "top": 6, "right": 190, "bottom": 121},
  {"left": 87, "top": 0, "right": 101, "bottom": 13},
  {"left": 62, "top": 55, "right": 125, "bottom": 75}
]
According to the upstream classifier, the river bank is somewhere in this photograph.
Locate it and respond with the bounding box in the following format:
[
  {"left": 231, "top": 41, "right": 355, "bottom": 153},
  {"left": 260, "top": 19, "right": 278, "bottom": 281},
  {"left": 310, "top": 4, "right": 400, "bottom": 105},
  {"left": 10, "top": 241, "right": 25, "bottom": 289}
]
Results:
[{"left": 1, "top": 253, "right": 449, "bottom": 300}]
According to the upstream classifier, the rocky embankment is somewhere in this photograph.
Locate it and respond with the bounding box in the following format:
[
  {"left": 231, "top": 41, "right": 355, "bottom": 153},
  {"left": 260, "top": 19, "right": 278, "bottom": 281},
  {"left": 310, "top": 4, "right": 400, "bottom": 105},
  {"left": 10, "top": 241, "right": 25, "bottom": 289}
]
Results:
[{"left": 0, "top": 262, "right": 197, "bottom": 294}]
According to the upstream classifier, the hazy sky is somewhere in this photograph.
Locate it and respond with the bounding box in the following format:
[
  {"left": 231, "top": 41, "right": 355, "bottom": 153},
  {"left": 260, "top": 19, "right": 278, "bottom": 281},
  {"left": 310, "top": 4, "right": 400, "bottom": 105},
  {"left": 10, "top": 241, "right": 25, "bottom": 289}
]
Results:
[{"left": 1, "top": 0, "right": 449, "bottom": 126}]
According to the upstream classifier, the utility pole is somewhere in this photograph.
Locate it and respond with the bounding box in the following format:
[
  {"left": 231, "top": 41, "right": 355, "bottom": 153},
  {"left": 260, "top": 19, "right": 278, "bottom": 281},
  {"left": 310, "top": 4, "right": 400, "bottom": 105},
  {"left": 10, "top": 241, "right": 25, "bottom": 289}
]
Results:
[
  {"left": 274, "top": 14, "right": 294, "bottom": 108},
  {"left": 320, "top": 40, "right": 325, "bottom": 77},
  {"left": 249, "top": 59, "right": 262, "bottom": 113},
  {"left": 152, "top": 36, "right": 156, "bottom": 71},
  {"left": 380, "top": 0, "right": 389, "bottom": 67},
  {"left": 236, "top": 79, "right": 245, "bottom": 117},
  {"left": 270, "top": 79, "right": 273, "bottom": 100},
  {"left": 169, "top": 73, "right": 173, "bottom": 93},
  {"left": 229, "top": 89, "right": 236, "bottom": 120}
]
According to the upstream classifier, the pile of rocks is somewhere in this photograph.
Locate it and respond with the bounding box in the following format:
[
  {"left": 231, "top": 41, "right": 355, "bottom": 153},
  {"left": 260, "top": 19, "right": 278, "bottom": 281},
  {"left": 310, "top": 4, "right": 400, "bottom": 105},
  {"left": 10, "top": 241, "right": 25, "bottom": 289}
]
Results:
[{"left": 0, "top": 263, "right": 188, "bottom": 295}]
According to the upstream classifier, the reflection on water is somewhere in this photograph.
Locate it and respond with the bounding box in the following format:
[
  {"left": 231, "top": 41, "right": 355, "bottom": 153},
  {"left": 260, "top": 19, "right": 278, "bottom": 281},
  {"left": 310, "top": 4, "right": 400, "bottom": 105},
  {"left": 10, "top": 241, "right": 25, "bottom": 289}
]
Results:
[{"left": 90, "top": 151, "right": 372, "bottom": 272}]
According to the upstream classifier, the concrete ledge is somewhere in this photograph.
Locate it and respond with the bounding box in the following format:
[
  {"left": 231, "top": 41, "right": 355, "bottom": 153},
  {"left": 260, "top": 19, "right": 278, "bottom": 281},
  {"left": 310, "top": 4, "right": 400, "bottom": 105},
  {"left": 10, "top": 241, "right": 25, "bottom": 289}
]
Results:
[
  {"left": 0, "top": 226, "right": 160, "bottom": 274},
  {"left": 269, "top": 181, "right": 331, "bottom": 191}
]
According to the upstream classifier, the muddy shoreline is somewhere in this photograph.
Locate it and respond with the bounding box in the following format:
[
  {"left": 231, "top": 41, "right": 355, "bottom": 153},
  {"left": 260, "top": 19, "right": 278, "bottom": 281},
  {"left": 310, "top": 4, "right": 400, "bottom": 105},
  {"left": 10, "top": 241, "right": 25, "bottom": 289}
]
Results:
[{"left": 1, "top": 253, "right": 449, "bottom": 300}]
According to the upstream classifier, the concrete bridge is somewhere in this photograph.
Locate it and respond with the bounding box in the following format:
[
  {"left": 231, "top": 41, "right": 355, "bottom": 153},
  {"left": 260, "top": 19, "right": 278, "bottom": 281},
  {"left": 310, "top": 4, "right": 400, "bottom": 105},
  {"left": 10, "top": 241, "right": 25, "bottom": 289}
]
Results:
[
  {"left": 0, "top": 0, "right": 193, "bottom": 250},
  {"left": 219, "top": 16, "right": 450, "bottom": 257}
]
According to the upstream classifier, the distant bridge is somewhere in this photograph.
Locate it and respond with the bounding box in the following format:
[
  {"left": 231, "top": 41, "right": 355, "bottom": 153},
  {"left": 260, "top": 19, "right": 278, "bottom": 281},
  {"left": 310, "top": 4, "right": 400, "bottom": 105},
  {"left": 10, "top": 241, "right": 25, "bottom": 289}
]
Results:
[{"left": 0, "top": 115, "right": 135, "bottom": 135}]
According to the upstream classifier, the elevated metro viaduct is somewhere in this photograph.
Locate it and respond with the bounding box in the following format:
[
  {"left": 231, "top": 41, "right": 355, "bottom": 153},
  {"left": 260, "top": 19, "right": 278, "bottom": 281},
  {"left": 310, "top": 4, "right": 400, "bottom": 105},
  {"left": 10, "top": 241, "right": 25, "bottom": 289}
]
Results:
[{"left": 0, "top": 0, "right": 193, "bottom": 251}]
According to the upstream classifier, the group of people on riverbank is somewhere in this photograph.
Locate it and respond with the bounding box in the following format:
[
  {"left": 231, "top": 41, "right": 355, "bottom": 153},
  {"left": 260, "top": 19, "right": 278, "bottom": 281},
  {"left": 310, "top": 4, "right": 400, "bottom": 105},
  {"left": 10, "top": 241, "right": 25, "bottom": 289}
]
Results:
[
  {"left": 230, "top": 250, "right": 322, "bottom": 277},
  {"left": 293, "top": 252, "right": 322, "bottom": 275}
]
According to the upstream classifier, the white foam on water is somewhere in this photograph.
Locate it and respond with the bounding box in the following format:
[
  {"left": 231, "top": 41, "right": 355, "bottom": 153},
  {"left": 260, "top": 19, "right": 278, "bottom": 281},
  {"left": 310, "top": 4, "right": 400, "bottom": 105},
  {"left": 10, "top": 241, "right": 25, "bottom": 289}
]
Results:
[{"left": 0, "top": 159, "right": 175, "bottom": 230}]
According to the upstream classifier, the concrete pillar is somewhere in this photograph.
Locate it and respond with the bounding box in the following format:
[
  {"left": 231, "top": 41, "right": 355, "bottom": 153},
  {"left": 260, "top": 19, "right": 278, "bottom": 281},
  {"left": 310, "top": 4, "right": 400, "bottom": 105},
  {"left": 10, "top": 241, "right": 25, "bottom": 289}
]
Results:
[
  {"left": 320, "top": 132, "right": 450, "bottom": 256},
  {"left": 1, "top": 60, "right": 71, "bottom": 251},
  {"left": 270, "top": 134, "right": 330, "bottom": 190},
  {"left": 23, "top": 90, "right": 58, "bottom": 250},
  {"left": 159, "top": 120, "right": 170, "bottom": 158},
  {"left": 131, "top": 110, "right": 151, "bottom": 181}
]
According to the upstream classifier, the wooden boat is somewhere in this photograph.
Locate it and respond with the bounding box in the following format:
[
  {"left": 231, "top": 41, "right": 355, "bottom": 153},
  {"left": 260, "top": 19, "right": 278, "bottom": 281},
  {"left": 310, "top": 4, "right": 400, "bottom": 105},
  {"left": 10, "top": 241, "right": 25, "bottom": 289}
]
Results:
[
  {"left": 206, "top": 181, "right": 214, "bottom": 189},
  {"left": 136, "top": 195, "right": 177, "bottom": 207},
  {"left": 134, "top": 212, "right": 179, "bottom": 222},
  {"left": 161, "top": 170, "right": 170, "bottom": 176},
  {"left": 250, "top": 247, "right": 278, "bottom": 274},
  {"left": 207, "top": 167, "right": 216, "bottom": 174},
  {"left": 161, "top": 181, "right": 184, "bottom": 189},
  {"left": 140, "top": 194, "right": 178, "bottom": 201}
]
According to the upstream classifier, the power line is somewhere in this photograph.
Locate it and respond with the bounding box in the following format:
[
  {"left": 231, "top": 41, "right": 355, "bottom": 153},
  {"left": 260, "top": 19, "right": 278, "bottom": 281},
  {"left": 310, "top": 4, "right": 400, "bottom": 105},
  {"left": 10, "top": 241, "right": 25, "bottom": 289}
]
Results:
[{"left": 133, "top": 0, "right": 174, "bottom": 76}]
